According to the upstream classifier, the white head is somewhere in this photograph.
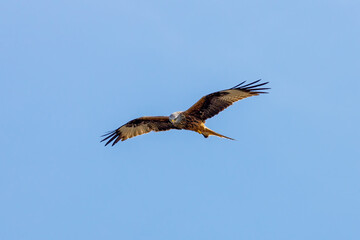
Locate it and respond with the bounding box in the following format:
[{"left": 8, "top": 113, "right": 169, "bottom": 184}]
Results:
[{"left": 169, "top": 111, "right": 183, "bottom": 125}]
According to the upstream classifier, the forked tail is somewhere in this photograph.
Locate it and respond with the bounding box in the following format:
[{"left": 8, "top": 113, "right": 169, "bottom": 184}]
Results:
[{"left": 202, "top": 127, "right": 235, "bottom": 140}]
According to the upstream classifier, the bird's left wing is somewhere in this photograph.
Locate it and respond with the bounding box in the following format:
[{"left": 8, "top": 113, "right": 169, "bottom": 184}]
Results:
[
  {"left": 184, "top": 80, "right": 269, "bottom": 121},
  {"left": 101, "top": 116, "right": 176, "bottom": 146}
]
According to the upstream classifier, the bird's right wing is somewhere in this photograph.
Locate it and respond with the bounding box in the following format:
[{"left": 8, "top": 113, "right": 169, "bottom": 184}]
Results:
[
  {"left": 184, "top": 80, "right": 269, "bottom": 121},
  {"left": 101, "top": 116, "right": 177, "bottom": 146}
]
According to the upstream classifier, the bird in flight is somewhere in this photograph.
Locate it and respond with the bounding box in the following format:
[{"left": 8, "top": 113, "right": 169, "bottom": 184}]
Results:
[{"left": 101, "top": 80, "right": 269, "bottom": 146}]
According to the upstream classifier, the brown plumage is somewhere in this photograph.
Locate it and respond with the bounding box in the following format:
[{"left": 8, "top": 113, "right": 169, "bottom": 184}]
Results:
[
  {"left": 101, "top": 116, "right": 178, "bottom": 145},
  {"left": 101, "top": 80, "right": 269, "bottom": 146}
]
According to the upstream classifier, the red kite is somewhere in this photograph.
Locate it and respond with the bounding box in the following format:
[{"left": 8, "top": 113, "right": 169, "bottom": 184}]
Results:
[{"left": 102, "top": 80, "right": 269, "bottom": 146}]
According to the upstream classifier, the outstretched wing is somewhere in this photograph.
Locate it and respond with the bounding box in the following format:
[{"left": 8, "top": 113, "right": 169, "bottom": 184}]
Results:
[
  {"left": 101, "top": 116, "right": 177, "bottom": 146},
  {"left": 184, "top": 80, "right": 269, "bottom": 121}
]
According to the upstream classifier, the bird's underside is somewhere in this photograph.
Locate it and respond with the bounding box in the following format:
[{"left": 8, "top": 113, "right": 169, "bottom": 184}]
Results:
[{"left": 101, "top": 80, "right": 269, "bottom": 146}]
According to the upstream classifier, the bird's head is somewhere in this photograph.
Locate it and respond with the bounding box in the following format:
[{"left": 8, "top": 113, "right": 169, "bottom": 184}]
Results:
[{"left": 169, "top": 111, "right": 183, "bottom": 125}]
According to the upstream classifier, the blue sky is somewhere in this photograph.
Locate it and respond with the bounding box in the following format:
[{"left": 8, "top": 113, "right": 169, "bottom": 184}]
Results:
[{"left": 1, "top": 0, "right": 360, "bottom": 239}]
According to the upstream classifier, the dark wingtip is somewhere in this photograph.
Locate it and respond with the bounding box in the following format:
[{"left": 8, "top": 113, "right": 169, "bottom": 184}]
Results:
[
  {"left": 101, "top": 131, "right": 114, "bottom": 139},
  {"left": 232, "top": 79, "right": 270, "bottom": 94},
  {"left": 231, "top": 81, "right": 246, "bottom": 89},
  {"left": 101, "top": 130, "right": 121, "bottom": 146},
  {"left": 241, "top": 79, "right": 261, "bottom": 88}
]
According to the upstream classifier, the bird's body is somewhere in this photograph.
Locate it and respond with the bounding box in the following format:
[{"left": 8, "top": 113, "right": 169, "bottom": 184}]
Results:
[
  {"left": 169, "top": 111, "right": 233, "bottom": 140},
  {"left": 170, "top": 111, "right": 201, "bottom": 131},
  {"left": 101, "top": 80, "right": 269, "bottom": 146}
]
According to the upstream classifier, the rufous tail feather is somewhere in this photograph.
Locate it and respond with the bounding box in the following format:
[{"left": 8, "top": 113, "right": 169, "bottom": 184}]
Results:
[{"left": 202, "top": 127, "right": 235, "bottom": 140}]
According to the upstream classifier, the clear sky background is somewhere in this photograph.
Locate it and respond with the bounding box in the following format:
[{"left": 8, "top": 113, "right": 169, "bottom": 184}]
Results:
[{"left": 1, "top": 0, "right": 360, "bottom": 239}]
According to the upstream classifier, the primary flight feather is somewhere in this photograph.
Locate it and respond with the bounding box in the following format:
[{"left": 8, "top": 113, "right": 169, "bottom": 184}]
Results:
[{"left": 101, "top": 80, "right": 269, "bottom": 146}]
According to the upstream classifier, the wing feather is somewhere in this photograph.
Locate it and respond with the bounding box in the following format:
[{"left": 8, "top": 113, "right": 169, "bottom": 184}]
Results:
[
  {"left": 101, "top": 116, "right": 176, "bottom": 146},
  {"left": 184, "top": 80, "right": 269, "bottom": 121}
]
